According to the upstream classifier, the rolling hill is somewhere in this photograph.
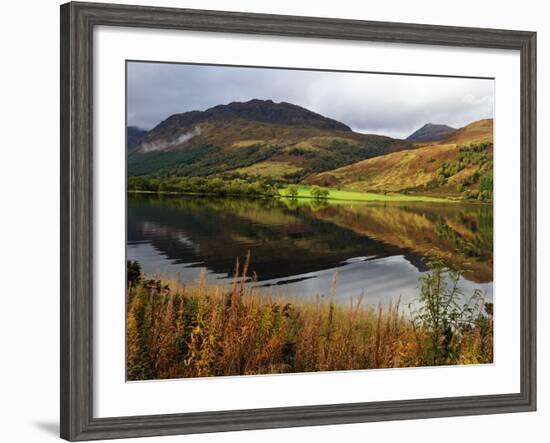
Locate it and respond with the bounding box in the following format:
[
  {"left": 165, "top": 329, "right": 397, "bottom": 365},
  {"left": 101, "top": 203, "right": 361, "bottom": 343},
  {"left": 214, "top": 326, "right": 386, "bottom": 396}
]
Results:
[
  {"left": 442, "top": 118, "right": 493, "bottom": 144},
  {"left": 128, "top": 99, "right": 412, "bottom": 178},
  {"left": 305, "top": 119, "right": 493, "bottom": 199}
]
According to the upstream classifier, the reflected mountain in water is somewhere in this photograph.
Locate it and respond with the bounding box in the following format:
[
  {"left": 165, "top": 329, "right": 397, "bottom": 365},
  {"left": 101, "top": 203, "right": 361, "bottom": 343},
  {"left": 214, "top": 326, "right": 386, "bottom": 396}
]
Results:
[{"left": 128, "top": 195, "right": 492, "bottom": 304}]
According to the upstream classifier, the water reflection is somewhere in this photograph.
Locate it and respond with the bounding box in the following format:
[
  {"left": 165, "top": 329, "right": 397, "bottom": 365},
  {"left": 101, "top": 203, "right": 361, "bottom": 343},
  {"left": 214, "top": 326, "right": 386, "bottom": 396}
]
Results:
[{"left": 128, "top": 195, "right": 493, "bottom": 305}]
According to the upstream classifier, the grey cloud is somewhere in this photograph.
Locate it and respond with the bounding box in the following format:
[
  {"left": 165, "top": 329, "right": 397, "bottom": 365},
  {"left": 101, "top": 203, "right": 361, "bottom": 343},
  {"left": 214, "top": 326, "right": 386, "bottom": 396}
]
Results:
[{"left": 127, "top": 62, "right": 494, "bottom": 139}]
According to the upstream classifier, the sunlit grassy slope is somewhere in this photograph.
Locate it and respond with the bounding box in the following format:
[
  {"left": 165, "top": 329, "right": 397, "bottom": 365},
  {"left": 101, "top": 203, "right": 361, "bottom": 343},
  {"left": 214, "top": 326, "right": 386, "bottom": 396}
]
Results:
[{"left": 305, "top": 119, "right": 493, "bottom": 198}]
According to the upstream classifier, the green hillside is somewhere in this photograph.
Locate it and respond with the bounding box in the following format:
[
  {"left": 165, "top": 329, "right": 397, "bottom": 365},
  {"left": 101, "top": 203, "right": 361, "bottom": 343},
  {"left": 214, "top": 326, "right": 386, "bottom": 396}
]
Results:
[{"left": 128, "top": 99, "right": 412, "bottom": 178}]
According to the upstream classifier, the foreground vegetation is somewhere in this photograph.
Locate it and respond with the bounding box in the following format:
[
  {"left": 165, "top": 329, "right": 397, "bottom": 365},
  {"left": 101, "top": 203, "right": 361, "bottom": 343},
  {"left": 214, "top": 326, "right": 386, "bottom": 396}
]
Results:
[{"left": 127, "top": 258, "right": 493, "bottom": 380}]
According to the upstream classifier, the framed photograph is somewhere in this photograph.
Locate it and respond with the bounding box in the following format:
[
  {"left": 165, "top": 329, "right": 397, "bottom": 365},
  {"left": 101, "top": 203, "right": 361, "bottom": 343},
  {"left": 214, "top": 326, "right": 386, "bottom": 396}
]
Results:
[{"left": 60, "top": 2, "right": 536, "bottom": 440}]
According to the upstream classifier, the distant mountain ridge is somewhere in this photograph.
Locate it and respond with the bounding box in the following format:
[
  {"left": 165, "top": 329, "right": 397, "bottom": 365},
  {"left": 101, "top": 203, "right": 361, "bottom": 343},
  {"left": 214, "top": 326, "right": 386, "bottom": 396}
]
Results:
[
  {"left": 406, "top": 123, "right": 456, "bottom": 143},
  {"left": 127, "top": 126, "right": 148, "bottom": 151}
]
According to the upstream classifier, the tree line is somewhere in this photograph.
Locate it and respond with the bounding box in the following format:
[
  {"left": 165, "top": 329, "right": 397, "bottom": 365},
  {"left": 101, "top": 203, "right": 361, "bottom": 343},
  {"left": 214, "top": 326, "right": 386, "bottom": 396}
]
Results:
[{"left": 128, "top": 175, "right": 330, "bottom": 200}]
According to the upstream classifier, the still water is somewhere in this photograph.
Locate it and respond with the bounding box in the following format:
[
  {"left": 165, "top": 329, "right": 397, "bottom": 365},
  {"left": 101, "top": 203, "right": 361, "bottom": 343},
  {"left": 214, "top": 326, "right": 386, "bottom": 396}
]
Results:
[{"left": 128, "top": 195, "right": 493, "bottom": 306}]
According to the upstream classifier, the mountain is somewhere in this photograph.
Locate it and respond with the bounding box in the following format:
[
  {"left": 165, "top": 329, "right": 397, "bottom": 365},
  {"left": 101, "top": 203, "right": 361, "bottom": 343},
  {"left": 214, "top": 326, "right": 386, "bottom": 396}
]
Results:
[
  {"left": 306, "top": 119, "right": 493, "bottom": 199},
  {"left": 128, "top": 99, "right": 412, "bottom": 178},
  {"left": 148, "top": 99, "right": 351, "bottom": 138},
  {"left": 127, "top": 126, "right": 148, "bottom": 151},
  {"left": 406, "top": 123, "right": 456, "bottom": 143}
]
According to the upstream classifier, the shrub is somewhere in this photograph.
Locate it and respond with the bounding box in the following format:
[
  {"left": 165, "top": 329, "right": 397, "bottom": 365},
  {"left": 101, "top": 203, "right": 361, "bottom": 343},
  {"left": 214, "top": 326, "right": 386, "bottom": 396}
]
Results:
[
  {"left": 127, "top": 260, "right": 142, "bottom": 287},
  {"left": 286, "top": 184, "right": 299, "bottom": 199},
  {"left": 478, "top": 190, "right": 493, "bottom": 201},
  {"left": 480, "top": 172, "right": 493, "bottom": 193},
  {"left": 409, "top": 260, "right": 486, "bottom": 365},
  {"left": 310, "top": 186, "right": 329, "bottom": 200}
]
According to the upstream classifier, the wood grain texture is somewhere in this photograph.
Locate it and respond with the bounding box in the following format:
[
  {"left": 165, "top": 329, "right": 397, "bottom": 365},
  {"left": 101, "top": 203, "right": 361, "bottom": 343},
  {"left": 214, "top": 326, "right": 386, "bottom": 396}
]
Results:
[{"left": 60, "top": 2, "right": 537, "bottom": 441}]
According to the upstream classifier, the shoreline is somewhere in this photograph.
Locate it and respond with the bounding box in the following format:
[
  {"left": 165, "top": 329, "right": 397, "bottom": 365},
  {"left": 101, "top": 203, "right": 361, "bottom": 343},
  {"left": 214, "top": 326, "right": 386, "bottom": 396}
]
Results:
[{"left": 126, "top": 188, "right": 468, "bottom": 204}]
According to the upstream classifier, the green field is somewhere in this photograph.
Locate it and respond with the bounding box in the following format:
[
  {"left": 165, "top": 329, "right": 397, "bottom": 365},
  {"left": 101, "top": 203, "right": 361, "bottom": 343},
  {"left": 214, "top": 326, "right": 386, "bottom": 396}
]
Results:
[{"left": 280, "top": 186, "right": 452, "bottom": 203}]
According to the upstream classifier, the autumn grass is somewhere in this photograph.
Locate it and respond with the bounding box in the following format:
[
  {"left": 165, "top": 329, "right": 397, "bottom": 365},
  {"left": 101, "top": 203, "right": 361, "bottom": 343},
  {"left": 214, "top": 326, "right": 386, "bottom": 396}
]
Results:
[{"left": 127, "top": 258, "right": 493, "bottom": 380}]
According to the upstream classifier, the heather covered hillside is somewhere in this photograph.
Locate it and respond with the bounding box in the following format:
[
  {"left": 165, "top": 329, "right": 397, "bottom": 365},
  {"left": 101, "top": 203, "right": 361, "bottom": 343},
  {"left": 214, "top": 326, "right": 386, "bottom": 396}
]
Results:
[{"left": 305, "top": 119, "right": 493, "bottom": 200}]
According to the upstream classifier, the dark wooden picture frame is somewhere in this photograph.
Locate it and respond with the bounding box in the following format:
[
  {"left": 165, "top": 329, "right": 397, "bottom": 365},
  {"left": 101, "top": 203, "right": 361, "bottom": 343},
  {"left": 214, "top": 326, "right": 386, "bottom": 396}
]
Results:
[{"left": 60, "top": 2, "right": 536, "bottom": 440}]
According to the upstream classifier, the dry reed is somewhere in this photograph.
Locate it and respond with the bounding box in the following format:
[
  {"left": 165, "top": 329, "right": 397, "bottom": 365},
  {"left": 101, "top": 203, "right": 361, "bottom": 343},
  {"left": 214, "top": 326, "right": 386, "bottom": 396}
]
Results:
[{"left": 127, "top": 261, "right": 492, "bottom": 380}]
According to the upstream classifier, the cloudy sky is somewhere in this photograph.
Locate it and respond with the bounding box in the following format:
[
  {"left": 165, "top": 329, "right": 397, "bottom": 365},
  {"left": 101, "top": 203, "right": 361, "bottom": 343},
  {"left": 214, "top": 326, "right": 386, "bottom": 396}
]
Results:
[{"left": 127, "top": 61, "right": 494, "bottom": 139}]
